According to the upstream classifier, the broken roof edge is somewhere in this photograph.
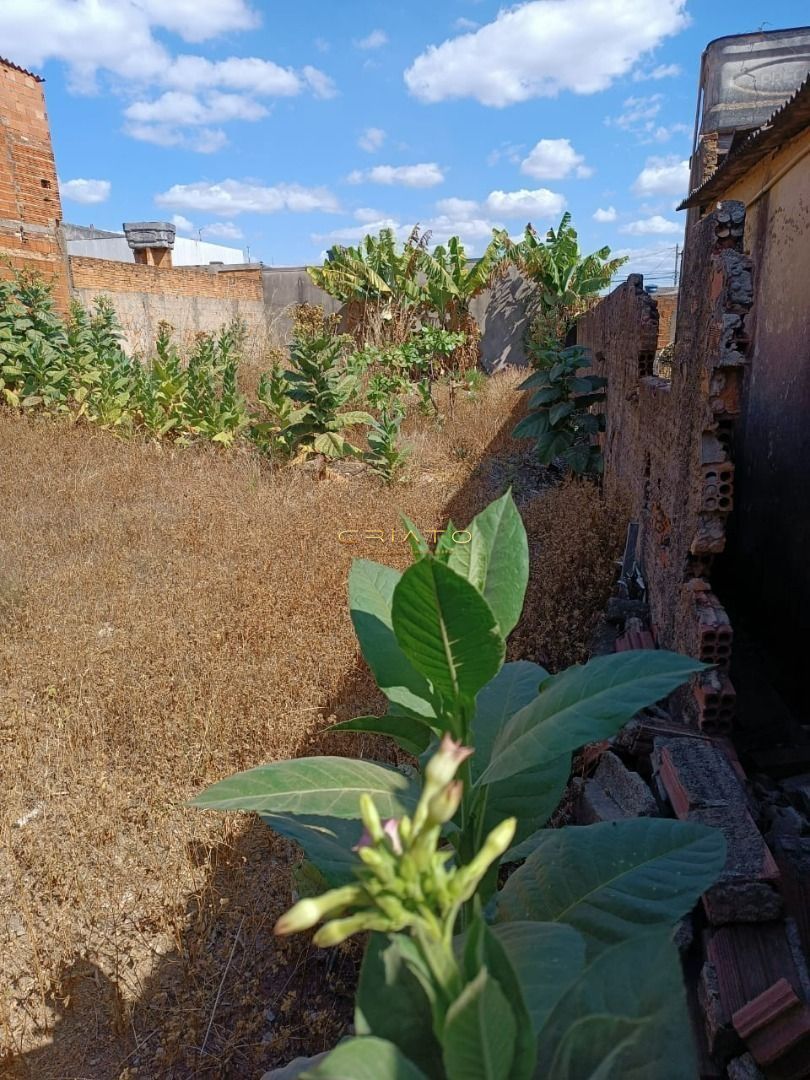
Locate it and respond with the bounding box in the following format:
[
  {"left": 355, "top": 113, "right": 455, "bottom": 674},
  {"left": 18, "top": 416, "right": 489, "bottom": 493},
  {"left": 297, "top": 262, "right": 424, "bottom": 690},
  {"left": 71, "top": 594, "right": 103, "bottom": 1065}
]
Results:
[
  {"left": 679, "top": 74, "right": 810, "bottom": 210},
  {"left": 0, "top": 55, "right": 44, "bottom": 82}
]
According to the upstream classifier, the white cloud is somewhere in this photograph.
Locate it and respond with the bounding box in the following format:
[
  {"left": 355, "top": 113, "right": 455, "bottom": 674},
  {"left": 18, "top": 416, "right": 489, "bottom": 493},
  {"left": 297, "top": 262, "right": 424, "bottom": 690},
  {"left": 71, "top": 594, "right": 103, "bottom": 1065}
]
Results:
[
  {"left": 0, "top": 3, "right": 336, "bottom": 148},
  {"left": 302, "top": 65, "right": 338, "bottom": 100},
  {"left": 163, "top": 56, "right": 303, "bottom": 96},
  {"left": 314, "top": 37, "right": 330, "bottom": 54},
  {"left": 436, "top": 197, "right": 480, "bottom": 217},
  {"left": 454, "top": 17, "right": 479, "bottom": 31},
  {"left": 314, "top": 211, "right": 500, "bottom": 254},
  {"left": 404, "top": 0, "right": 689, "bottom": 106},
  {"left": 485, "top": 188, "right": 567, "bottom": 218},
  {"left": 620, "top": 214, "right": 683, "bottom": 235},
  {"left": 608, "top": 94, "right": 663, "bottom": 130},
  {"left": 520, "top": 138, "right": 592, "bottom": 180},
  {"left": 632, "top": 156, "right": 689, "bottom": 196},
  {"left": 125, "top": 0, "right": 258, "bottom": 42},
  {"left": 633, "top": 62, "right": 682, "bottom": 81},
  {"left": 593, "top": 206, "right": 617, "bottom": 223},
  {"left": 354, "top": 207, "right": 386, "bottom": 223},
  {"left": 59, "top": 177, "right": 111, "bottom": 204},
  {"left": 171, "top": 213, "right": 194, "bottom": 232},
  {"left": 155, "top": 179, "right": 341, "bottom": 215},
  {"left": 0, "top": 1, "right": 260, "bottom": 91},
  {"left": 355, "top": 29, "right": 388, "bottom": 50},
  {"left": 606, "top": 97, "right": 690, "bottom": 144},
  {"left": 358, "top": 126, "right": 386, "bottom": 153},
  {"left": 487, "top": 141, "right": 525, "bottom": 167},
  {"left": 202, "top": 221, "right": 244, "bottom": 240},
  {"left": 125, "top": 91, "right": 267, "bottom": 127},
  {"left": 348, "top": 163, "right": 445, "bottom": 188},
  {"left": 125, "top": 122, "right": 229, "bottom": 153}
]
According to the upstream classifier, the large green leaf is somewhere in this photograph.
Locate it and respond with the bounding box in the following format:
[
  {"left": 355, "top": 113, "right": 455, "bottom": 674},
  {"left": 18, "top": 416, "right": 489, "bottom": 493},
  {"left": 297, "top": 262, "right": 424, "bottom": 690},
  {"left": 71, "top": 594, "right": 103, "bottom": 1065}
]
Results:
[
  {"left": 494, "top": 818, "right": 726, "bottom": 954},
  {"left": 349, "top": 559, "right": 437, "bottom": 718},
  {"left": 442, "top": 969, "right": 517, "bottom": 1080},
  {"left": 392, "top": 558, "right": 505, "bottom": 713},
  {"left": 192, "top": 757, "right": 419, "bottom": 819},
  {"left": 329, "top": 713, "right": 434, "bottom": 756},
  {"left": 459, "top": 919, "right": 536, "bottom": 1079},
  {"left": 538, "top": 931, "right": 697, "bottom": 1080},
  {"left": 485, "top": 755, "right": 571, "bottom": 859},
  {"left": 260, "top": 814, "right": 360, "bottom": 886},
  {"left": 446, "top": 491, "right": 529, "bottom": 639},
  {"left": 512, "top": 412, "right": 550, "bottom": 440},
  {"left": 479, "top": 651, "right": 705, "bottom": 785},
  {"left": 489, "top": 922, "right": 585, "bottom": 1035},
  {"left": 355, "top": 934, "right": 443, "bottom": 1079},
  {"left": 301, "top": 1037, "right": 428, "bottom": 1080},
  {"left": 471, "top": 661, "right": 549, "bottom": 779}
]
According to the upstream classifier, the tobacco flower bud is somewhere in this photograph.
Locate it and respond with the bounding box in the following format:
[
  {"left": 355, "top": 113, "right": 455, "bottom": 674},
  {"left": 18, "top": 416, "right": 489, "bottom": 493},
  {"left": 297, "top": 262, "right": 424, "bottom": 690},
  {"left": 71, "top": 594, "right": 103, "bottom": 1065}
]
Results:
[
  {"left": 273, "top": 884, "right": 364, "bottom": 936},
  {"left": 424, "top": 734, "right": 474, "bottom": 792},
  {"left": 451, "top": 817, "right": 517, "bottom": 904},
  {"left": 313, "top": 911, "right": 391, "bottom": 947},
  {"left": 426, "top": 779, "right": 463, "bottom": 826}
]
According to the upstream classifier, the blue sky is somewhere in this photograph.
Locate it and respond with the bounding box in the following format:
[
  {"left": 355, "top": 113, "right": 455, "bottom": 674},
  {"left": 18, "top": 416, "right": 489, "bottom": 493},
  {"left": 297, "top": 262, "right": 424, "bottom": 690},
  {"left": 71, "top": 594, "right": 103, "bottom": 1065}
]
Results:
[{"left": 3, "top": 0, "right": 808, "bottom": 278}]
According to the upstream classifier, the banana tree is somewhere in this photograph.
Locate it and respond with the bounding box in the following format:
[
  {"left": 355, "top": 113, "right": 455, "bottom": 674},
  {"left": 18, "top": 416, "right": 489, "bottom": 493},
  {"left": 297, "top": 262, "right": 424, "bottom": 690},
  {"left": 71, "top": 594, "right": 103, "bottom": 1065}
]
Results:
[{"left": 512, "top": 214, "right": 628, "bottom": 345}]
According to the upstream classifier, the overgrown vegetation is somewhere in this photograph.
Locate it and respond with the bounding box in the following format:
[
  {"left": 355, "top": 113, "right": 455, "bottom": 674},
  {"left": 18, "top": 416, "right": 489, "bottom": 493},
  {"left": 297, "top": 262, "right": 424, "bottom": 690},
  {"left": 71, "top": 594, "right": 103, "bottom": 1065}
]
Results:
[
  {"left": 511, "top": 212, "right": 627, "bottom": 347},
  {"left": 195, "top": 492, "right": 724, "bottom": 1078},
  {"left": 308, "top": 226, "right": 508, "bottom": 368},
  {"left": 512, "top": 343, "right": 607, "bottom": 474},
  {"left": 0, "top": 270, "right": 483, "bottom": 479}
]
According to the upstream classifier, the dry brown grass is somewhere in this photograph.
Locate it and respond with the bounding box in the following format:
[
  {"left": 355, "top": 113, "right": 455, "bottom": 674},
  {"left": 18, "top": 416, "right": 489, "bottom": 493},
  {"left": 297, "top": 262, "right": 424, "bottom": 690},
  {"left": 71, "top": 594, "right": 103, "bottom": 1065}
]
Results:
[{"left": 0, "top": 373, "right": 626, "bottom": 1078}]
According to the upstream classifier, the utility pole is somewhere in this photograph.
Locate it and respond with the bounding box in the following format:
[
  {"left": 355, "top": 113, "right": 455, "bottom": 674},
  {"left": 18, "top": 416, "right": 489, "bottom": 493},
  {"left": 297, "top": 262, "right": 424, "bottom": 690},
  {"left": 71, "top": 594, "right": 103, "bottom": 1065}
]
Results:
[{"left": 674, "top": 243, "right": 681, "bottom": 286}]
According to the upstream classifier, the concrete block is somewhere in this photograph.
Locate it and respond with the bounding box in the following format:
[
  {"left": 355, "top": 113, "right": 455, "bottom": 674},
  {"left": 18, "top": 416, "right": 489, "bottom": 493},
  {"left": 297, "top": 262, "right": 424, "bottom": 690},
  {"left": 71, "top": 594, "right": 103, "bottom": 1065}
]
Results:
[
  {"left": 593, "top": 751, "right": 659, "bottom": 816},
  {"left": 655, "top": 738, "right": 782, "bottom": 923}
]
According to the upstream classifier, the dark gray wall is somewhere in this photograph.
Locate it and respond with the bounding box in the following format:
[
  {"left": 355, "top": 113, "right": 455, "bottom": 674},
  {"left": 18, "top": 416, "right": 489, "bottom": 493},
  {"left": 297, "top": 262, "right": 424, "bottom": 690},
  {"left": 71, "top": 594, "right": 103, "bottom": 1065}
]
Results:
[{"left": 260, "top": 264, "right": 535, "bottom": 368}]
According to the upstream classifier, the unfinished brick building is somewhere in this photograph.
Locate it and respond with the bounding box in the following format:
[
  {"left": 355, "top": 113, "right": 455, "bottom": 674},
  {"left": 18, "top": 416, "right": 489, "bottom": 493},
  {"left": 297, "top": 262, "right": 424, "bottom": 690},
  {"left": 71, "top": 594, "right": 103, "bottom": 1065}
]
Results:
[
  {"left": 0, "top": 57, "right": 70, "bottom": 310},
  {"left": 578, "top": 30, "right": 810, "bottom": 1074}
]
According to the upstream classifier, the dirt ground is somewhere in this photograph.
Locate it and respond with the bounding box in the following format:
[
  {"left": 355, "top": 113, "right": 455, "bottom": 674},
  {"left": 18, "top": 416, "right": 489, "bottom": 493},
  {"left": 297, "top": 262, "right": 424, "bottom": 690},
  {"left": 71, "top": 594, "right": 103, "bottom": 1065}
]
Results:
[{"left": 0, "top": 373, "right": 627, "bottom": 1078}]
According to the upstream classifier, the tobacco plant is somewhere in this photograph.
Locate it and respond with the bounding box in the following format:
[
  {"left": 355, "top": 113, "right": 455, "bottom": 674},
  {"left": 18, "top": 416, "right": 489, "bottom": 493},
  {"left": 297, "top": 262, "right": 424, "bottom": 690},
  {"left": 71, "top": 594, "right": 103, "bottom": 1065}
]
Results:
[
  {"left": 280, "top": 334, "right": 374, "bottom": 459},
  {"left": 364, "top": 406, "right": 409, "bottom": 482},
  {"left": 263, "top": 735, "right": 723, "bottom": 1079},
  {"left": 195, "top": 490, "right": 721, "bottom": 937},
  {"left": 513, "top": 343, "right": 606, "bottom": 475}
]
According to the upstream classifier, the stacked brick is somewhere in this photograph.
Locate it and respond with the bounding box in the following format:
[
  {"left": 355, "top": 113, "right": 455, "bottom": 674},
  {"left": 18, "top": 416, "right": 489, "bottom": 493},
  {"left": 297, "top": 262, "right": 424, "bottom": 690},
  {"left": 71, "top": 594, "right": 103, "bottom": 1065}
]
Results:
[{"left": 0, "top": 57, "right": 70, "bottom": 310}]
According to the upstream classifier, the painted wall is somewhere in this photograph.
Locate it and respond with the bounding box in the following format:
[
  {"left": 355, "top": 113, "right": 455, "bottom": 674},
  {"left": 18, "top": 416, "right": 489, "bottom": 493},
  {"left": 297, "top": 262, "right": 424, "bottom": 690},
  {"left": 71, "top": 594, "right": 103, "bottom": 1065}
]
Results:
[
  {"left": 719, "top": 127, "right": 810, "bottom": 637},
  {"left": 65, "top": 233, "right": 246, "bottom": 266}
]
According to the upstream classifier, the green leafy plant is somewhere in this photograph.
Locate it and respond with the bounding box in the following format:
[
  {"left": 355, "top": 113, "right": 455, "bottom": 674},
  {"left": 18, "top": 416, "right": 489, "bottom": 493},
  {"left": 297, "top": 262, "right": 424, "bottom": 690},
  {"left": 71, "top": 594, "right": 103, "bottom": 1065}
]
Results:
[
  {"left": 0, "top": 270, "right": 71, "bottom": 410},
  {"left": 513, "top": 343, "right": 606, "bottom": 475},
  {"left": 509, "top": 213, "right": 628, "bottom": 346},
  {"left": 262, "top": 735, "right": 724, "bottom": 1079},
  {"left": 364, "top": 406, "right": 410, "bottom": 482},
  {"left": 280, "top": 334, "right": 374, "bottom": 460},
  {"left": 194, "top": 491, "right": 718, "bottom": 911}
]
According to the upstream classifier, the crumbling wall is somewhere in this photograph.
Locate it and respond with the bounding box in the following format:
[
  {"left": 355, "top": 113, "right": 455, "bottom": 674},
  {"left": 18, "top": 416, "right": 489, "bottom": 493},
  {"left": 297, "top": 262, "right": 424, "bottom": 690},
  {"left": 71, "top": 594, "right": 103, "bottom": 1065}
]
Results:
[
  {"left": 578, "top": 203, "right": 752, "bottom": 733},
  {"left": 0, "top": 59, "right": 70, "bottom": 310},
  {"left": 69, "top": 257, "right": 268, "bottom": 354}
]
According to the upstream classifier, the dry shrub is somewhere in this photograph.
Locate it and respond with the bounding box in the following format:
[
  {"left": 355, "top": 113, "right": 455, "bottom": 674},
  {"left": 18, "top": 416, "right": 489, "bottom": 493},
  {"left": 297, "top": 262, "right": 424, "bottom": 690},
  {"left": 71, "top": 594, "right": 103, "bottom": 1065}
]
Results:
[{"left": 509, "top": 479, "right": 630, "bottom": 670}]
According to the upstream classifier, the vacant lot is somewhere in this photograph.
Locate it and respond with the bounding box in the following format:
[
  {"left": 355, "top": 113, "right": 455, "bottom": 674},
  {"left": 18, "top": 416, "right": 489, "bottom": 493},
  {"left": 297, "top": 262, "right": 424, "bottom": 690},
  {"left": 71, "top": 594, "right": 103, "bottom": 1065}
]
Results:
[{"left": 0, "top": 374, "right": 626, "bottom": 1078}]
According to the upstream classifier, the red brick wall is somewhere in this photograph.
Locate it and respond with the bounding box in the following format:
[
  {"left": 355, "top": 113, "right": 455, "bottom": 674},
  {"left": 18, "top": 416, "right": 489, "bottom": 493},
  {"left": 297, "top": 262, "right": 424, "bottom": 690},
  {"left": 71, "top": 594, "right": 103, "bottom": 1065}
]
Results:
[
  {"left": 69, "top": 256, "right": 264, "bottom": 301},
  {"left": 578, "top": 204, "right": 752, "bottom": 733},
  {"left": 655, "top": 291, "right": 678, "bottom": 350},
  {"left": 0, "top": 58, "right": 70, "bottom": 310}
]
